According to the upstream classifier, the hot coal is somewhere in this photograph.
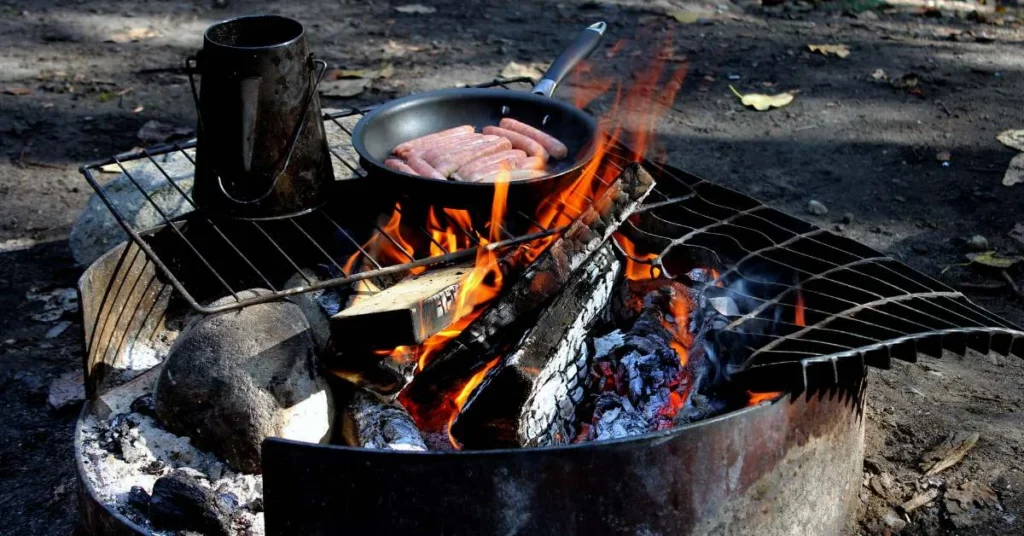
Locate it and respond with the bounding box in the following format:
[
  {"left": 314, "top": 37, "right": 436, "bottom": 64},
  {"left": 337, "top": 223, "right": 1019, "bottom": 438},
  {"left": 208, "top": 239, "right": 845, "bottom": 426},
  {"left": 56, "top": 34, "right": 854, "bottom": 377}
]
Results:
[
  {"left": 589, "top": 393, "right": 648, "bottom": 441},
  {"left": 341, "top": 389, "right": 428, "bottom": 451},
  {"left": 149, "top": 469, "right": 233, "bottom": 536}
]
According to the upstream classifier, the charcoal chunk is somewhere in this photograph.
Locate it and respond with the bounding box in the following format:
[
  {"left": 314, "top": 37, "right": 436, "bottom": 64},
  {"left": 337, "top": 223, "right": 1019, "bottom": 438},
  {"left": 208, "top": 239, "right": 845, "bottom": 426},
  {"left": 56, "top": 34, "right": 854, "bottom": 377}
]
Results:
[
  {"left": 149, "top": 470, "right": 231, "bottom": 536},
  {"left": 126, "top": 485, "right": 150, "bottom": 512}
]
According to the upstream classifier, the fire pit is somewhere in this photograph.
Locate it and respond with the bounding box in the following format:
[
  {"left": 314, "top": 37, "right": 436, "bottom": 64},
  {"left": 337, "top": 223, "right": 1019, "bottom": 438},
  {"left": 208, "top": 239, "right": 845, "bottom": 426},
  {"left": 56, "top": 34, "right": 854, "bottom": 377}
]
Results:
[{"left": 73, "top": 77, "right": 1024, "bottom": 535}]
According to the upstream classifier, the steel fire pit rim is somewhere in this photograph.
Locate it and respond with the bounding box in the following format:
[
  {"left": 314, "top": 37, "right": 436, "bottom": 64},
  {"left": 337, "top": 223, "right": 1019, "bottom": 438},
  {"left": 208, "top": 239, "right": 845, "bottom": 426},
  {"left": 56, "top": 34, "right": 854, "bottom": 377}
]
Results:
[{"left": 266, "top": 395, "right": 785, "bottom": 456}]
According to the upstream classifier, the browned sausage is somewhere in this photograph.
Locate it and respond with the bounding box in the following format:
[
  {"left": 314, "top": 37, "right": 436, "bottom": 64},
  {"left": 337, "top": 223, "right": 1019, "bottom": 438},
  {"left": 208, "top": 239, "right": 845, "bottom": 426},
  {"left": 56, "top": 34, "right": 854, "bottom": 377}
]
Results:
[
  {"left": 408, "top": 132, "right": 477, "bottom": 158},
  {"left": 393, "top": 125, "right": 475, "bottom": 156},
  {"left": 475, "top": 169, "right": 548, "bottom": 183},
  {"left": 422, "top": 135, "right": 500, "bottom": 166},
  {"left": 453, "top": 149, "right": 527, "bottom": 181},
  {"left": 405, "top": 154, "right": 446, "bottom": 180},
  {"left": 482, "top": 126, "right": 549, "bottom": 160},
  {"left": 498, "top": 118, "right": 568, "bottom": 159},
  {"left": 383, "top": 158, "right": 417, "bottom": 175},
  {"left": 434, "top": 138, "right": 513, "bottom": 177}
]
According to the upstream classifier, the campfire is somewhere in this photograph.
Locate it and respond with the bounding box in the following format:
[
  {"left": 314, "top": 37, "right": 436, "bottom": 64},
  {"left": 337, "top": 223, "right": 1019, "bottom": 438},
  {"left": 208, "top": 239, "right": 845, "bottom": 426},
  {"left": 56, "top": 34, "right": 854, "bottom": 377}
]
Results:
[{"left": 71, "top": 15, "right": 1024, "bottom": 536}]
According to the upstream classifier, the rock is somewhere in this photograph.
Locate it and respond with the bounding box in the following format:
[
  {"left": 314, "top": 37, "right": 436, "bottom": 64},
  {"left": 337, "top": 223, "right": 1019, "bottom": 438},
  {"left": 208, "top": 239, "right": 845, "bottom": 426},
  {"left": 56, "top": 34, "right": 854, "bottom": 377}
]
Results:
[
  {"left": 841, "top": 212, "right": 854, "bottom": 224},
  {"left": 48, "top": 370, "right": 85, "bottom": 410},
  {"left": 967, "top": 235, "right": 989, "bottom": 251},
  {"left": 70, "top": 149, "right": 195, "bottom": 266},
  {"left": 945, "top": 481, "right": 1000, "bottom": 528},
  {"left": 807, "top": 199, "right": 828, "bottom": 215},
  {"left": 127, "top": 485, "right": 151, "bottom": 512},
  {"left": 149, "top": 470, "right": 232, "bottom": 536},
  {"left": 154, "top": 290, "right": 333, "bottom": 473},
  {"left": 284, "top": 271, "right": 343, "bottom": 353},
  {"left": 44, "top": 320, "right": 72, "bottom": 338},
  {"left": 879, "top": 507, "right": 907, "bottom": 532}
]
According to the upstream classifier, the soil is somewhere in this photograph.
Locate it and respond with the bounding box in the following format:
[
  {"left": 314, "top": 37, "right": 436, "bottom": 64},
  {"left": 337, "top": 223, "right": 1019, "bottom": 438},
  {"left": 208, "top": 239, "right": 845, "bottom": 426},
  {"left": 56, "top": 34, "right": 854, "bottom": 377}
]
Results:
[{"left": 2, "top": 0, "right": 1023, "bottom": 534}]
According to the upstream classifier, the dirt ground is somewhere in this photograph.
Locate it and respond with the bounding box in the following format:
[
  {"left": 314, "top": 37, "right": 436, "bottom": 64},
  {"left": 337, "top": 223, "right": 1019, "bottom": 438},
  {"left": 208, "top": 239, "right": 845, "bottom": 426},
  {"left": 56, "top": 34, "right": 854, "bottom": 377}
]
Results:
[{"left": 1, "top": 0, "right": 1023, "bottom": 534}]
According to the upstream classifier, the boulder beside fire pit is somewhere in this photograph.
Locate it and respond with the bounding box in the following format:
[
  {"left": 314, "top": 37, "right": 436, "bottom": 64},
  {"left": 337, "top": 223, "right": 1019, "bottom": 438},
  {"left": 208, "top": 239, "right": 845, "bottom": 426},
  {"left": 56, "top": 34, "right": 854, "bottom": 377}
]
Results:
[{"left": 154, "top": 290, "right": 335, "bottom": 473}]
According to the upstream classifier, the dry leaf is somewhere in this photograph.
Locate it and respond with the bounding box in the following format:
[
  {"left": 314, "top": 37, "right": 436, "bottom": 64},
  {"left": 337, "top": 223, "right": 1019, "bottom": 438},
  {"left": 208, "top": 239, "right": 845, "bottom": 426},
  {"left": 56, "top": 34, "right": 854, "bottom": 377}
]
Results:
[
  {"left": 107, "top": 27, "right": 158, "bottom": 43},
  {"left": 965, "top": 251, "right": 1023, "bottom": 269},
  {"left": 996, "top": 129, "right": 1024, "bottom": 152},
  {"left": 319, "top": 78, "right": 368, "bottom": 98},
  {"left": 920, "top": 431, "right": 979, "bottom": 475},
  {"left": 669, "top": 11, "right": 702, "bottom": 24},
  {"left": 936, "top": 151, "right": 951, "bottom": 162},
  {"left": 3, "top": 86, "right": 31, "bottom": 96},
  {"left": 1003, "top": 153, "right": 1024, "bottom": 187},
  {"left": 377, "top": 62, "right": 394, "bottom": 79},
  {"left": 729, "top": 85, "right": 793, "bottom": 111},
  {"left": 499, "top": 61, "right": 548, "bottom": 81},
  {"left": 383, "top": 39, "right": 425, "bottom": 58},
  {"left": 99, "top": 163, "right": 122, "bottom": 173},
  {"left": 808, "top": 44, "right": 851, "bottom": 58},
  {"left": 871, "top": 69, "right": 887, "bottom": 81},
  {"left": 395, "top": 4, "right": 436, "bottom": 14}
]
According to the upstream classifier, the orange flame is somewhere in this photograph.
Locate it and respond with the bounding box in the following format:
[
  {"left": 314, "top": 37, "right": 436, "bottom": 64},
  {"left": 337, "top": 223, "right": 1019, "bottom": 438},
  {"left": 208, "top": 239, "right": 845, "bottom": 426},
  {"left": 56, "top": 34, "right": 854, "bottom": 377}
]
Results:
[
  {"left": 613, "top": 234, "right": 662, "bottom": 281},
  {"left": 795, "top": 290, "right": 806, "bottom": 327},
  {"left": 447, "top": 357, "right": 500, "bottom": 449},
  {"left": 748, "top": 391, "right": 782, "bottom": 405}
]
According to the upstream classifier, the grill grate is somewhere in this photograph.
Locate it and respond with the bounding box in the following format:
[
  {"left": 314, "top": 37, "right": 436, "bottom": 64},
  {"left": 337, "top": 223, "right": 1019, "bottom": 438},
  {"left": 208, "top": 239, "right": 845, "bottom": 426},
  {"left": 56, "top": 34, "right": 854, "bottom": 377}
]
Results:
[
  {"left": 617, "top": 162, "right": 1024, "bottom": 391},
  {"left": 79, "top": 77, "right": 1024, "bottom": 392},
  {"left": 78, "top": 78, "right": 682, "bottom": 314}
]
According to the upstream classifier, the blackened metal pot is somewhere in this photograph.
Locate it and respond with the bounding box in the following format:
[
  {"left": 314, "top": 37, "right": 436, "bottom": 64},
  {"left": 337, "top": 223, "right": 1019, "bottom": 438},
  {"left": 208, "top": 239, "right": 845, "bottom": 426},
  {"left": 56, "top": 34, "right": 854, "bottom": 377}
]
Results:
[{"left": 189, "top": 15, "right": 334, "bottom": 220}]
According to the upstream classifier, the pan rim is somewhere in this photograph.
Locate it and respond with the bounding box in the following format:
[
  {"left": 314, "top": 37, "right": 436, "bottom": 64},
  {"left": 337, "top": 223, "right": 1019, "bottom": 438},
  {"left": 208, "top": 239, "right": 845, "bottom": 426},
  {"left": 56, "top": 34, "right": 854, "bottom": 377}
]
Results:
[{"left": 351, "top": 87, "right": 598, "bottom": 189}]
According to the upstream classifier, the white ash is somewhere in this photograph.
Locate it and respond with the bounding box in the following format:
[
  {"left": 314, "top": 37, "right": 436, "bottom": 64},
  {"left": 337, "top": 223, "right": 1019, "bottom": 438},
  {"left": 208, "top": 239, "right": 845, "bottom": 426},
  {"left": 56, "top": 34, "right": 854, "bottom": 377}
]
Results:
[{"left": 81, "top": 411, "right": 264, "bottom": 535}]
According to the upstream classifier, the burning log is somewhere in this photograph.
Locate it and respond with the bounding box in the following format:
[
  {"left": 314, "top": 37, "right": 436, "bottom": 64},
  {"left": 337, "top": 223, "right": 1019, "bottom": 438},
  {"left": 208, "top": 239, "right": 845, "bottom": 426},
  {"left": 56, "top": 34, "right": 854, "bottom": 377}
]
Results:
[
  {"left": 328, "top": 346, "right": 417, "bottom": 400},
  {"left": 450, "top": 245, "right": 620, "bottom": 449},
  {"left": 407, "top": 163, "right": 655, "bottom": 402},
  {"left": 340, "top": 389, "right": 427, "bottom": 451},
  {"left": 330, "top": 263, "right": 473, "bottom": 348}
]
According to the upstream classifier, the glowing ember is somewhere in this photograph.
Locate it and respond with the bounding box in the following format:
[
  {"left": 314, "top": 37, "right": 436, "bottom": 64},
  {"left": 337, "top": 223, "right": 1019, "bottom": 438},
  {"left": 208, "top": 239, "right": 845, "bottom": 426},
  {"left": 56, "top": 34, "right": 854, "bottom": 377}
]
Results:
[
  {"left": 613, "top": 234, "right": 662, "bottom": 280},
  {"left": 795, "top": 290, "right": 806, "bottom": 327},
  {"left": 748, "top": 391, "right": 782, "bottom": 405}
]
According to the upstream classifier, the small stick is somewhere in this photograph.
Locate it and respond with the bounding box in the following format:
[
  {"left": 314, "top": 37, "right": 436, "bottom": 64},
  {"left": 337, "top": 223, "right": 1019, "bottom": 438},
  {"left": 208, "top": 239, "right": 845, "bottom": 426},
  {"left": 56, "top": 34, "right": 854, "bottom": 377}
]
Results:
[{"left": 1001, "top": 270, "right": 1024, "bottom": 301}]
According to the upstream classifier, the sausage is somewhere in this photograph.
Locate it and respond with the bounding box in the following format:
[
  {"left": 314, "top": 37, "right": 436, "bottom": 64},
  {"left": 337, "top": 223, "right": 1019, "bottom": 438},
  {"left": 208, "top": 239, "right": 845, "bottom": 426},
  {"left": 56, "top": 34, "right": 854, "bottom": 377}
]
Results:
[
  {"left": 422, "top": 135, "right": 501, "bottom": 166},
  {"left": 474, "top": 169, "right": 548, "bottom": 183},
  {"left": 434, "top": 138, "right": 514, "bottom": 177},
  {"left": 482, "top": 126, "right": 549, "bottom": 161},
  {"left": 383, "top": 158, "right": 417, "bottom": 175},
  {"left": 498, "top": 118, "right": 568, "bottom": 159},
  {"left": 516, "top": 155, "right": 546, "bottom": 171},
  {"left": 393, "top": 125, "right": 475, "bottom": 156},
  {"left": 405, "top": 132, "right": 478, "bottom": 158},
  {"left": 461, "top": 160, "right": 518, "bottom": 183},
  {"left": 405, "top": 154, "right": 446, "bottom": 180},
  {"left": 453, "top": 149, "right": 527, "bottom": 181}
]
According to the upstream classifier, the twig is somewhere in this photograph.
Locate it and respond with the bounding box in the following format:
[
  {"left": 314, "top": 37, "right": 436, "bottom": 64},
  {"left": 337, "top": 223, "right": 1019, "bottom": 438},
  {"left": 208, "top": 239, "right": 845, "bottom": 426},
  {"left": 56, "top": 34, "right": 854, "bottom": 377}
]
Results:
[
  {"left": 1001, "top": 270, "right": 1023, "bottom": 300},
  {"left": 956, "top": 281, "right": 1007, "bottom": 292},
  {"left": 937, "top": 100, "right": 952, "bottom": 117}
]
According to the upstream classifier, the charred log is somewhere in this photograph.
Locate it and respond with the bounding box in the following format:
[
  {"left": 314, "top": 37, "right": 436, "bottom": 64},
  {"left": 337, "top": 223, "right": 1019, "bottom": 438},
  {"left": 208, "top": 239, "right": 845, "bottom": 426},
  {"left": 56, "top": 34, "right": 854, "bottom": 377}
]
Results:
[
  {"left": 406, "top": 163, "right": 655, "bottom": 403},
  {"left": 327, "top": 346, "right": 416, "bottom": 400},
  {"left": 340, "top": 389, "right": 427, "bottom": 451},
  {"left": 581, "top": 285, "right": 694, "bottom": 439},
  {"left": 450, "top": 245, "right": 620, "bottom": 449}
]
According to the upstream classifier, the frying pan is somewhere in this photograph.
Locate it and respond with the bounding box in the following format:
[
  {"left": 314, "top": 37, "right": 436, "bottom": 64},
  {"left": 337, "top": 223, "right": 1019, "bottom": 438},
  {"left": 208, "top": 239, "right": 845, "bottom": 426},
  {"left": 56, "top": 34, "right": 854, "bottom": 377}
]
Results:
[{"left": 351, "top": 22, "right": 606, "bottom": 208}]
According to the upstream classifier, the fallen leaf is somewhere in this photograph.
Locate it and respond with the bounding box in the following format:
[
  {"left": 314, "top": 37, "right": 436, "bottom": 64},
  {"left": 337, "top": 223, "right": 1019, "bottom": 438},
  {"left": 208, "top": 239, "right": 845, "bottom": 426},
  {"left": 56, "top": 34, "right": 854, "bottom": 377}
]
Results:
[
  {"left": 729, "top": 85, "right": 793, "bottom": 111},
  {"left": 319, "top": 78, "right": 368, "bottom": 98},
  {"left": 808, "top": 44, "right": 851, "bottom": 58},
  {"left": 499, "top": 61, "right": 548, "bottom": 81},
  {"left": 99, "top": 163, "right": 122, "bottom": 173},
  {"left": 871, "top": 69, "right": 888, "bottom": 81},
  {"left": 377, "top": 62, "right": 394, "bottom": 79},
  {"left": 966, "top": 251, "right": 1022, "bottom": 269},
  {"left": 936, "top": 151, "right": 951, "bottom": 162},
  {"left": 107, "top": 27, "right": 158, "bottom": 44},
  {"left": 996, "top": 129, "right": 1024, "bottom": 151},
  {"left": 97, "top": 90, "right": 117, "bottom": 103},
  {"left": 669, "top": 11, "right": 702, "bottom": 24},
  {"left": 1003, "top": 153, "right": 1024, "bottom": 187},
  {"left": 920, "top": 431, "right": 980, "bottom": 475},
  {"left": 383, "top": 39, "right": 425, "bottom": 58},
  {"left": 395, "top": 4, "right": 436, "bottom": 14},
  {"left": 4, "top": 86, "right": 31, "bottom": 96},
  {"left": 132, "top": 105, "right": 144, "bottom": 113}
]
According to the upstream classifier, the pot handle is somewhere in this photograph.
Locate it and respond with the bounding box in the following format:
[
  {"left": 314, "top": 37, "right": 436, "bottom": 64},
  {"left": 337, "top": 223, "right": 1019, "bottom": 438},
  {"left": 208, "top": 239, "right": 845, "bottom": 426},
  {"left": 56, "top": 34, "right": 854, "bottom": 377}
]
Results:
[
  {"left": 185, "top": 54, "right": 329, "bottom": 205},
  {"left": 531, "top": 21, "right": 606, "bottom": 98}
]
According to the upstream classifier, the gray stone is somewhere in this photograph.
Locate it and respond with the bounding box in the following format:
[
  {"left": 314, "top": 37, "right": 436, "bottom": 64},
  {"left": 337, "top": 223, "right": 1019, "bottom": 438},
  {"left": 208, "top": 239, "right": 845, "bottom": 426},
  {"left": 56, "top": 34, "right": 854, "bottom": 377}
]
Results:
[
  {"left": 807, "top": 199, "right": 829, "bottom": 216},
  {"left": 48, "top": 370, "right": 85, "bottom": 410},
  {"left": 155, "top": 290, "right": 334, "bottom": 473},
  {"left": 879, "top": 507, "right": 907, "bottom": 532},
  {"left": 70, "top": 149, "right": 195, "bottom": 266},
  {"left": 284, "top": 271, "right": 343, "bottom": 353},
  {"left": 967, "top": 234, "right": 989, "bottom": 251}
]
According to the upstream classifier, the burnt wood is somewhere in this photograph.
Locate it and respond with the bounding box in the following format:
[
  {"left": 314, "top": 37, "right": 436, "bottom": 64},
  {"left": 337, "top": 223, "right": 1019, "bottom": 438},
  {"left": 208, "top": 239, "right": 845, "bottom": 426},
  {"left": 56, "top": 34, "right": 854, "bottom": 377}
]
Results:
[
  {"left": 340, "top": 389, "right": 427, "bottom": 451},
  {"left": 405, "top": 163, "right": 655, "bottom": 404},
  {"left": 451, "top": 245, "right": 620, "bottom": 449},
  {"left": 330, "top": 263, "right": 473, "bottom": 348}
]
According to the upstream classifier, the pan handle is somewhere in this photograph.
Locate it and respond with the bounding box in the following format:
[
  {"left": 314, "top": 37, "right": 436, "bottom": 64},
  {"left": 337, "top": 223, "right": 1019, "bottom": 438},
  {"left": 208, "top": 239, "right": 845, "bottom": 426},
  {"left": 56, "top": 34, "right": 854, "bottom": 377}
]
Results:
[{"left": 532, "top": 21, "right": 606, "bottom": 98}]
